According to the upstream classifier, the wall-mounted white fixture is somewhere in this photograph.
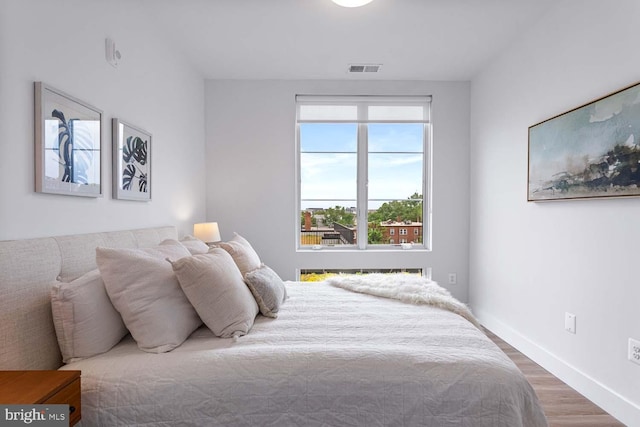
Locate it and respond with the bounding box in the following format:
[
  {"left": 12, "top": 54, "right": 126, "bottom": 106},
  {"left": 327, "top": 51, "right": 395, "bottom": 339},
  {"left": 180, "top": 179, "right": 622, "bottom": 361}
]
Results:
[
  {"left": 105, "top": 38, "right": 121, "bottom": 68},
  {"left": 629, "top": 338, "right": 640, "bottom": 365},
  {"left": 332, "top": 0, "right": 374, "bottom": 7},
  {"left": 564, "top": 312, "right": 576, "bottom": 334}
]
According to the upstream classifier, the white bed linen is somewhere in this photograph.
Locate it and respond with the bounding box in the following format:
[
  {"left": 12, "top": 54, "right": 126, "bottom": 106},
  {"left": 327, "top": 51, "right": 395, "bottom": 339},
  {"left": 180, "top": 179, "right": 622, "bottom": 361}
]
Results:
[{"left": 62, "top": 282, "right": 547, "bottom": 427}]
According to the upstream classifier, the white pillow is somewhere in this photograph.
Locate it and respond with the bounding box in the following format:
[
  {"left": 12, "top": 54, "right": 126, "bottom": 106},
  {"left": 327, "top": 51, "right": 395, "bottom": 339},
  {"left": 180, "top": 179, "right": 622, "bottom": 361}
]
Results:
[
  {"left": 51, "top": 269, "right": 128, "bottom": 363},
  {"left": 175, "top": 236, "right": 210, "bottom": 255},
  {"left": 244, "top": 265, "right": 287, "bottom": 318},
  {"left": 169, "top": 248, "right": 259, "bottom": 338},
  {"left": 217, "top": 233, "right": 261, "bottom": 275},
  {"left": 96, "top": 240, "right": 202, "bottom": 353}
]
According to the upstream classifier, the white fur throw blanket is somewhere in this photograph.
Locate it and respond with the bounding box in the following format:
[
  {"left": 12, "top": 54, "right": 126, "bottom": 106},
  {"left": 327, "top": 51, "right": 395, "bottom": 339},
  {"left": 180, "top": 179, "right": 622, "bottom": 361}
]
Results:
[{"left": 325, "top": 274, "right": 481, "bottom": 329}]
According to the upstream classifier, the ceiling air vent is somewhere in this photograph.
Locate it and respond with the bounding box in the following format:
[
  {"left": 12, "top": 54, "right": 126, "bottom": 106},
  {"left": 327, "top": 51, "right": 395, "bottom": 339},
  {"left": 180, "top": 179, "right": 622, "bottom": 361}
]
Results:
[{"left": 348, "top": 64, "right": 382, "bottom": 73}]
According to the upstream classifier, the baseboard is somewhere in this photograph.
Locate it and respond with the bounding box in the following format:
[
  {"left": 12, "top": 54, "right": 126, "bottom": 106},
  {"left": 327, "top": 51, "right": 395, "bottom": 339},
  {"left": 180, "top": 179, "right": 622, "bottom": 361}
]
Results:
[{"left": 475, "top": 309, "right": 640, "bottom": 427}]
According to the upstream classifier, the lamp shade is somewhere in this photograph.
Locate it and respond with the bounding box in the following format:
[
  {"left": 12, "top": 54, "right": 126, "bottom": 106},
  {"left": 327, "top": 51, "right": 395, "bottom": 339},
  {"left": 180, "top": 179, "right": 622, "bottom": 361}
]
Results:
[
  {"left": 332, "top": 0, "right": 374, "bottom": 7},
  {"left": 193, "top": 222, "right": 221, "bottom": 243}
]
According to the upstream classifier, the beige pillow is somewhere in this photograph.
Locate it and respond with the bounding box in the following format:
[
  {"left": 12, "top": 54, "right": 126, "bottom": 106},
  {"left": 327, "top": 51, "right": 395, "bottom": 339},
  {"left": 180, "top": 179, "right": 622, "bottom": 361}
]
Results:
[
  {"left": 51, "top": 269, "right": 128, "bottom": 363},
  {"left": 96, "top": 240, "right": 201, "bottom": 353},
  {"left": 244, "top": 265, "right": 287, "bottom": 318},
  {"left": 169, "top": 248, "right": 259, "bottom": 338},
  {"left": 217, "top": 233, "right": 261, "bottom": 275},
  {"left": 176, "top": 236, "right": 210, "bottom": 255}
]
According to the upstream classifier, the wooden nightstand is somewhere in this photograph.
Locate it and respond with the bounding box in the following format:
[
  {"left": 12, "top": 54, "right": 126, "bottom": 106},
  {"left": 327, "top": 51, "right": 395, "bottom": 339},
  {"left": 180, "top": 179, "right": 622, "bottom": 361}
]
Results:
[{"left": 0, "top": 370, "right": 81, "bottom": 426}]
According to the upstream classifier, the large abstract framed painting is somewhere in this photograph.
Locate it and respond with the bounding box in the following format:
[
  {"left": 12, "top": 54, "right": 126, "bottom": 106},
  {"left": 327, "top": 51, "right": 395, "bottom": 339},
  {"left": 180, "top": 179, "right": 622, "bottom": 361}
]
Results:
[
  {"left": 112, "top": 119, "right": 151, "bottom": 201},
  {"left": 35, "top": 82, "right": 102, "bottom": 197},
  {"left": 528, "top": 82, "right": 640, "bottom": 201}
]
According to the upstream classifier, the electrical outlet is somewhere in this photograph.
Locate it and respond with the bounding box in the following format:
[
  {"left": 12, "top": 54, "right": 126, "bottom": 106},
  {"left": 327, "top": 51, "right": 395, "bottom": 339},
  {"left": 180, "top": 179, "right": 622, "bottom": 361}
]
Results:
[
  {"left": 564, "top": 312, "right": 576, "bottom": 334},
  {"left": 448, "top": 273, "right": 457, "bottom": 285},
  {"left": 629, "top": 338, "right": 640, "bottom": 365}
]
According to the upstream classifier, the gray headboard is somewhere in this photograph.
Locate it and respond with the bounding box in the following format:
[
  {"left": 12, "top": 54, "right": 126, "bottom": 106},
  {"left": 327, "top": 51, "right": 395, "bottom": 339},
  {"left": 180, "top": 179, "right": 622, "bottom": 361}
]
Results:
[{"left": 0, "top": 226, "right": 177, "bottom": 370}]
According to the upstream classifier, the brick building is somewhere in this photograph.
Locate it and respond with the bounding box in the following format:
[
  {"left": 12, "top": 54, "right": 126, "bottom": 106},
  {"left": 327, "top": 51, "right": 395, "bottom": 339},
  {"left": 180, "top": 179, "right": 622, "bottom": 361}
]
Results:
[{"left": 379, "top": 220, "right": 422, "bottom": 244}]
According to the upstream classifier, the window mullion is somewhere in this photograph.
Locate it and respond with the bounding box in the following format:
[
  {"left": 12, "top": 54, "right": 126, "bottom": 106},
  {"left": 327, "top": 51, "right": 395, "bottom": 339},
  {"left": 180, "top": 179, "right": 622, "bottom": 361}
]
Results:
[
  {"left": 295, "top": 122, "right": 302, "bottom": 250},
  {"left": 357, "top": 104, "right": 368, "bottom": 250},
  {"left": 423, "top": 122, "right": 431, "bottom": 249}
]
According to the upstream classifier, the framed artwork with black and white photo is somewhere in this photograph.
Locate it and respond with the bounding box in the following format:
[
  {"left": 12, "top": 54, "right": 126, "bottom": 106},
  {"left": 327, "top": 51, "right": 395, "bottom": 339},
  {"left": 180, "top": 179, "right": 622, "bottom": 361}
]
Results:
[
  {"left": 112, "top": 118, "right": 151, "bottom": 201},
  {"left": 35, "top": 82, "right": 102, "bottom": 197}
]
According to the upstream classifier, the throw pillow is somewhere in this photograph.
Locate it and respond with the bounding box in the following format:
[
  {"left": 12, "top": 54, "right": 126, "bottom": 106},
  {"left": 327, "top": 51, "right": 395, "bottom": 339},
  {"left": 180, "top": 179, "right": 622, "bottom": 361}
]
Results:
[
  {"left": 169, "top": 248, "right": 259, "bottom": 338},
  {"left": 217, "top": 233, "right": 261, "bottom": 275},
  {"left": 51, "top": 269, "right": 128, "bottom": 363},
  {"left": 244, "top": 265, "right": 287, "bottom": 318},
  {"left": 96, "top": 240, "right": 201, "bottom": 353},
  {"left": 175, "top": 235, "right": 210, "bottom": 255}
]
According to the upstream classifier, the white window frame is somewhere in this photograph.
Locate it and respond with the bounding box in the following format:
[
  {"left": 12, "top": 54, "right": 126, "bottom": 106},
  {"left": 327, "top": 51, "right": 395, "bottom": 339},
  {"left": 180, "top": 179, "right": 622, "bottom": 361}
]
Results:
[
  {"left": 399, "top": 228, "right": 407, "bottom": 235},
  {"left": 296, "top": 95, "right": 432, "bottom": 251},
  {"left": 389, "top": 228, "right": 395, "bottom": 235}
]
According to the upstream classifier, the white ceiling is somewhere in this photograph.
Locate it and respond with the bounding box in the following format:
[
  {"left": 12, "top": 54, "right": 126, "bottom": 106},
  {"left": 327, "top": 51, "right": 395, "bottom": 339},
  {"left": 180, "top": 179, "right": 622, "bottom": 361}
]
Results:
[{"left": 146, "top": 0, "right": 556, "bottom": 81}]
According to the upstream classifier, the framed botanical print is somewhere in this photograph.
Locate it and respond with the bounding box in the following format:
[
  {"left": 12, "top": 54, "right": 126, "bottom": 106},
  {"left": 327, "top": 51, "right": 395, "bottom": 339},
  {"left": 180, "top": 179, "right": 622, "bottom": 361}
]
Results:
[
  {"left": 34, "top": 82, "right": 102, "bottom": 197},
  {"left": 112, "top": 118, "right": 151, "bottom": 201}
]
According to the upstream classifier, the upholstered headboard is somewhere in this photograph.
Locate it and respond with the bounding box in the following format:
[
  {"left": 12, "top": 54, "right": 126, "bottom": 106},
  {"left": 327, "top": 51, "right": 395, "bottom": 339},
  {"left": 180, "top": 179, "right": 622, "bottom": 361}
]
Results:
[{"left": 0, "top": 226, "right": 177, "bottom": 370}]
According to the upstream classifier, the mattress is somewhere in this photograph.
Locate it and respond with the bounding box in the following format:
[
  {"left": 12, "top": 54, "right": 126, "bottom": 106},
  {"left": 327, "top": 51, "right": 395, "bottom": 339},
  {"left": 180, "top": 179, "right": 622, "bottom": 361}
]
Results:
[{"left": 62, "top": 281, "right": 547, "bottom": 426}]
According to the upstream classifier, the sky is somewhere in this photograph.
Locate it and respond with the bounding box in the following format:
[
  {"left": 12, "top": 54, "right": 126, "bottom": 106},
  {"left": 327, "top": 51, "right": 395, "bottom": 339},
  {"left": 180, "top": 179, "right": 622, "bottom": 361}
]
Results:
[{"left": 300, "top": 123, "right": 424, "bottom": 209}]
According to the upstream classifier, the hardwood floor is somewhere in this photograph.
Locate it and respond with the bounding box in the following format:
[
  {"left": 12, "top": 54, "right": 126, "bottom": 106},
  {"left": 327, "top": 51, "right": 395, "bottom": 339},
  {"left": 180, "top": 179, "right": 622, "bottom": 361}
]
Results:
[{"left": 485, "top": 328, "right": 626, "bottom": 427}]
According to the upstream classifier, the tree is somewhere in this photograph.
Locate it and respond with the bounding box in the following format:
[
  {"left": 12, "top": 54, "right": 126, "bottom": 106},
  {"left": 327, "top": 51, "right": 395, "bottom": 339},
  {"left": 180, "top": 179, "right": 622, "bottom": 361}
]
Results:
[
  {"left": 367, "top": 224, "right": 383, "bottom": 244},
  {"left": 322, "top": 206, "right": 355, "bottom": 227},
  {"left": 368, "top": 193, "right": 423, "bottom": 224}
]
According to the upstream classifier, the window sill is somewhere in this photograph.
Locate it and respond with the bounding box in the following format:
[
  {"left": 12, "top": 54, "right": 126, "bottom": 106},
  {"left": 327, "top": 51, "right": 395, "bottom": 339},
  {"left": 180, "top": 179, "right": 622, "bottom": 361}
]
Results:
[{"left": 296, "top": 246, "right": 431, "bottom": 253}]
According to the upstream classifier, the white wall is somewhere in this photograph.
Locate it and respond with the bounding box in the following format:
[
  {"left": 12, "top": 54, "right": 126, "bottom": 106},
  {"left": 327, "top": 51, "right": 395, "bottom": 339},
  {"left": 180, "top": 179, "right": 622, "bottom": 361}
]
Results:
[
  {"left": 470, "top": 0, "right": 640, "bottom": 424},
  {"left": 205, "top": 80, "right": 470, "bottom": 301},
  {"left": 0, "top": 0, "right": 206, "bottom": 241}
]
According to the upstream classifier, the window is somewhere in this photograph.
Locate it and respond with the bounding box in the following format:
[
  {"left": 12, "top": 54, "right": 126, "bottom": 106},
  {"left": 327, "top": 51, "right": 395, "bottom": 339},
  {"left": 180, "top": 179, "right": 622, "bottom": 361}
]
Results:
[
  {"left": 297, "top": 95, "right": 431, "bottom": 249},
  {"left": 300, "top": 268, "right": 423, "bottom": 282}
]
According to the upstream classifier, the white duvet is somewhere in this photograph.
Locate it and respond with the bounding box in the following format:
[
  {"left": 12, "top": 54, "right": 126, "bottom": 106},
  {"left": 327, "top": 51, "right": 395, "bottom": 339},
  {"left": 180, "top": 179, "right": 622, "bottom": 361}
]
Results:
[{"left": 62, "top": 282, "right": 547, "bottom": 427}]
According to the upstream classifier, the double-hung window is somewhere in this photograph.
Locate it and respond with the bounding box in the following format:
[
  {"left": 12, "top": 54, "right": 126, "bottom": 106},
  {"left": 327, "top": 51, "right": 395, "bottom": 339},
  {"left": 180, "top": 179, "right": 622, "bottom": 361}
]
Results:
[{"left": 296, "top": 95, "right": 431, "bottom": 250}]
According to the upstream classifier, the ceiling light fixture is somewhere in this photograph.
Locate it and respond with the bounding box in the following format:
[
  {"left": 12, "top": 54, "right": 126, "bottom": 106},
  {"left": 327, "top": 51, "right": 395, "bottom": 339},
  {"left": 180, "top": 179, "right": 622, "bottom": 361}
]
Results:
[{"left": 331, "top": 0, "right": 374, "bottom": 7}]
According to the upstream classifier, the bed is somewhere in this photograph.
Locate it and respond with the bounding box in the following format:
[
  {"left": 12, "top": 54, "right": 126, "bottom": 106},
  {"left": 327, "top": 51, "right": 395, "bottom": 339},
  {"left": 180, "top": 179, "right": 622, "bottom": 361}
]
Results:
[{"left": 0, "top": 226, "right": 548, "bottom": 426}]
